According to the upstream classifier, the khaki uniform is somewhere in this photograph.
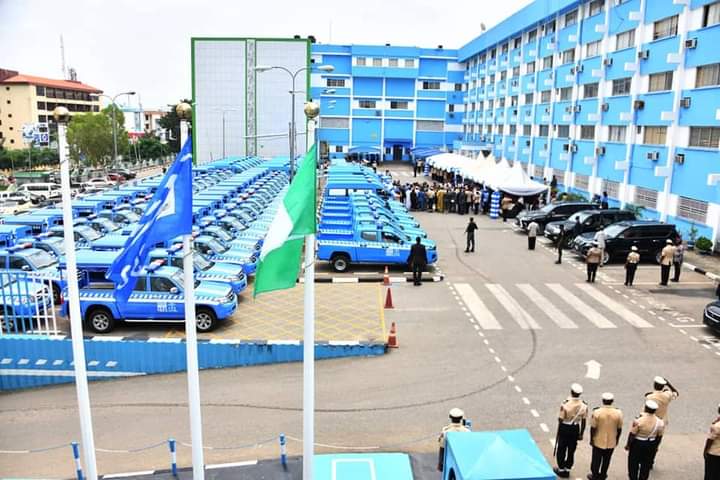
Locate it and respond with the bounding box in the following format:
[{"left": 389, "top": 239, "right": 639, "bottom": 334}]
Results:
[
  {"left": 660, "top": 244, "right": 676, "bottom": 285},
  {"left": 708, "top": 418, "right": 720, "bottom": 456},
  {"left": 436, "top": 190, "right": 445, "bottom": 212},
  {"left": 628, "top": 413, "right": 665, "bottom": 480},
  {"left": 590, "top": 406, "right": 624, "bottom": 479},
  {"left": 706, "top": 418, "right": 720, "bottom": 479},
  {"left": 437, "top": 422, "right": 469, "bottom": 471},
  {"left": 586, "top": 247, "right": 602, "bottom": 282},
  {"left": 625, "top": 251, "right": 640, "bottom": 286},
  {"left": 627, "top": 251, "right": 640, "bottom": 264},
  {"left": 556, "top": 398, "right": 588, "bottom": 473},
  {"left": 645, "top": 388, "right": 678, "bottom": 424}
]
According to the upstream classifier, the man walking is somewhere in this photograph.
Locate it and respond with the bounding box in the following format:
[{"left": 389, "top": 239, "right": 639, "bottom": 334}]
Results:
[
  {"left": 464, "top": 217, "right": 478, "bottom": 253},
  {"left": 554, "top": 383, "right": 588, "bottom": 478},
  {"left": 704, "top": 403, "right": 720, "bottom": 480},
  {"left": 407, "top": 237, "right": 427, "bottom": 286},
  {"left": 672, "top": 240, "right": 685, "bottom": 282},
  {"left": 586, "top": 241, "right": 602, "bottom": 283},
  {"left": 588, "top": 392, "right": 623, "bottom": 480},
  {"left": 659, "top": 239, "right": 676, "bottom": 286},
  {"left": 594, "top": 229, "right": 606, "bottom": 267},
  {"left": 625, "top": 245, "right": 640, "bottom": 287},
  {"left": 626, "top": 400, "right": 664, "bottom": 480},
  {"left": 527, "top": 220, "right": 539, "bottom": 250},
  {"left": 556, "top": 224, "right": 566, "bottom": 264}
]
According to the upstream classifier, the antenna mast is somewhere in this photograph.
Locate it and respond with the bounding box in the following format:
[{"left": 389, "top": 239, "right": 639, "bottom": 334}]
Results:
[{"left": 60, "top": 35, "right": 67, "bottom": 79}]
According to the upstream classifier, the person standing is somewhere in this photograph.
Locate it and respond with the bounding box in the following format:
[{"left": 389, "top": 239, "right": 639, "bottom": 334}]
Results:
[
  {"left": 594, "top": 229, "right": 607, "bottom": 267},
  {"left": 527, "top": 220, "right": 539, "bottom": 250},
  {"left": 573, "top": 216, "right": 583, "bottom": 239},
  {"left": 410, "top": 187, "right": 418, "bottom": 211},
  {"left": 672, "top": 240, "right": 685, "bottom": 282},
  {"left": 447, "top": 188, "right": 457, "bottom": 214},
  {"left": 407, "top": 237, "right": 427, "bottom": 286},
  {"left": 473, "top": 189, "right": 481, "bottom": 215},
  {"left": 625, "top": 245, "right": 640, "bottom": 287},
  {"left": 644, "top": 376, "right": 679, "bottom": 469},
  {"left": 436, "top": 186, "right": 445, "bottom": 213},
  {"left": 704, "top": 403, "right": 720, "bottom": 480},
  {"left": 586, "top": 242, "right": 602, "bottom": 283},
  {"left": 550, "top": 175, "right": 558, "bottom": 190},
  {"left": 465, "top": 217, "right": 478, "bottom": 253},
  {"left": 554, "top": 383, "right": 588, "bottom": 479},
  {"left": 437, "top": 408, "right": 470, "bottom": 472},
  {"left": 659, "top": 239, "right": 676, "bottom": 286},
  {"left": 501, "top": 195, "right": 513, "bottom": 222},
  {"left": 588, "top": 392, "right": 623, "bottom": 480},
  {"left": 601, "top": 191, "right": 609, "bottom": 210},
  {"left": 457, "top": 188, "right": 467, "bottom": 215},
  {"left": 465, "top": 189, "right": 473, "bottom": 215},
  {"left": 556, "top": 224, "right": 566, "bottom": 264},
  {"left": 626, "top": 400, "right": 665, "bottom": 480}
]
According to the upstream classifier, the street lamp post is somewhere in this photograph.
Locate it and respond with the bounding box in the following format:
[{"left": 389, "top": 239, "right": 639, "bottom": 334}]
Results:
[
  {"left": 99, "top": 91, "right": 136, "bottom": 167},
  {"left": 255, "top": 64, "right": 333, "bottom": 179}
]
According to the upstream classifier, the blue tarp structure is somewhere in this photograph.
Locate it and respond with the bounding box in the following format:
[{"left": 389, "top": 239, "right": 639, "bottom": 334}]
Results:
[
  {"left": 314, "top": 453, "right": 413, "bottom": 480},
  {"left": 348, "top": 146, "right": 382, "bottom": 155},
  {"left": 411, "top": 147, "right": 443, "bottom": 158},
  {"left": 444, "top": 429, "right": 555, "bottom": 480}
]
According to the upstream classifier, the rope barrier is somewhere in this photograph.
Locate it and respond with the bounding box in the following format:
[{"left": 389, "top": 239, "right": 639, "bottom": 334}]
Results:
[{"left": 95, "top": 440, "right": 167, "bottom": 454}]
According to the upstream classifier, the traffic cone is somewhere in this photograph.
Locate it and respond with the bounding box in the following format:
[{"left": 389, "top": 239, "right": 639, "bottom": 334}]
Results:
[
  {"left": 383, "top": 266, "right": 390, "bottom": 286},
  {"left": 387, "top": 322, "right": 398, "bottom": 348},
  {"left": 384, "top": 286, "right": 394, "bottom": 309}
]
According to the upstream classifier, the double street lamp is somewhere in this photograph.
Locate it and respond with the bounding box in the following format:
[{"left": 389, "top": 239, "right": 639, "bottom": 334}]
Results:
[{"left": 99, "top": 91, "right": 136, "bottom": 167}]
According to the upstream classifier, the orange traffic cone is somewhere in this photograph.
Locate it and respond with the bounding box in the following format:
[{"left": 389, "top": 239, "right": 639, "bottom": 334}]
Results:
[
  {"left": 387, "top": 322, "right": 398, "bottom": 348},
  {"left": 384, "top": 287, "right": 394, "bottom": 309},
  {"left": 383, "top": 266, "right": 390, "bottom": 286}
]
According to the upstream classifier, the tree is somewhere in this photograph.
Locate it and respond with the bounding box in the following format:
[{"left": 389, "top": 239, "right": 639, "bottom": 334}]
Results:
[
  {"left": 159, "top": 99, "right": 192, "bottom": 153},
  {"left": 0, "top": 146, "right": 59, "bottom": 171},
  {"left": 136, "top": 133, "right": 170, "bottom": 160},
  {"left": 66, "top": 112, "right": 114, "bottom": 166},
  {"left": 102, "top": 104, "right": 130, "bottom": 158}
]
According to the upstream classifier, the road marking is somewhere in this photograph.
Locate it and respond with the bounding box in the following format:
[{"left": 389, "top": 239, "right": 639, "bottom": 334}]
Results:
[
  {"left": 584, "top": 360, "right": 602, "bottom": 380},
  {"left": 507, "top": 376, "right": 515, "bottom": 382},
  {"left": 517, "top": 284, "right": 578, "bottom": 329},
  {"left": 547, "top": 284, "right": 616, "bottom": 329},
  {"left": 522, "top": 397, "right": 530, "bottom": 405},
  {"left": 670, "top": 323, "right": 704, "bottom": 328},
  {"left": 486, "top": 284, "right": 541, "bottom": 329},
  {"left": 494, "top": 356, "right": 501, "bottom": 363},
  {"left": 489, "top": 348, "right": 495, "bottom": 354},
  {"left": 530, "top": 409, "right": 540, "bottom": 418},
  {"left": 514, "top": 385, "right": 522, "bottom": 393},
  {"left": 540, "top": 423, "right": 549, "bottom": 433},
  {"left": 575, "top": 283, "right": 653, "bottom": 328},
  {"left": 454, "top": 283, "right": 502, "bottom": 330}
]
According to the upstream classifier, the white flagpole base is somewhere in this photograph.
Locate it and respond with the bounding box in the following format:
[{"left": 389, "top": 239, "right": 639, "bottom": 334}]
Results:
[{"left": 302, "top": 233, "right": 315, "bottom": 480}]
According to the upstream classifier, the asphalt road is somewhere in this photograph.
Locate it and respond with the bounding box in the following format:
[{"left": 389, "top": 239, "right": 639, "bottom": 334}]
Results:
[{"left": 1, "top": 166, "right": 718, "bottom": 479}]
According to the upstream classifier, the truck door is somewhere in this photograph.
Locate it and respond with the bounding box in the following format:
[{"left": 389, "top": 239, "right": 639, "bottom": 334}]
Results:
[
  {"left": 149, "top": 276, "right": 184, "bottom": 319},
  {"left": 124, "top": 277, "right": 153, "bottom": 319},
  {"left": 357, "top": 231, "right": 383, "bottom": 262},
  {"left": 380, "top": 231, "right": 404, "bottom": 264}
]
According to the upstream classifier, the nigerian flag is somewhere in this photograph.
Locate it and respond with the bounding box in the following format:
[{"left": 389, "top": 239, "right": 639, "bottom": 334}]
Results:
[{"left": 254, "top": 145, "right": 317, "bottom": 296}]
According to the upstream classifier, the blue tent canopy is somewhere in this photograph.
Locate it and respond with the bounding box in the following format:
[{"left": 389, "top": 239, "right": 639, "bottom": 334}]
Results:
[
  {"left": 411, "top": 147, "right": 443, "bottom": 158},
  {"left": 348, "top": 146, "right": 381, "bottom": 155},
  {"left": 444, "top": 429, "right": 554, "bottom": 480}
]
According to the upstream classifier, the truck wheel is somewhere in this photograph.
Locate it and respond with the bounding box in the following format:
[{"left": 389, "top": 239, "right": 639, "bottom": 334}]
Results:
[
  {"left": 655, "top": 250, "right": 662, "bottom": 264},
  {"left": 195, "top": 308, "right": 217, "bottom": 332},
  {"left": 331, "top": 253, "right": 351, "bottom": 273},
  {"left": 1, "top": 307, "right": 15, "bottom": 333},
  {"left": 86, "top": 307, "right": 115, "bottom": 334},
  {"left": 602, "top": 251, "right": 610, "bottom": 265}
]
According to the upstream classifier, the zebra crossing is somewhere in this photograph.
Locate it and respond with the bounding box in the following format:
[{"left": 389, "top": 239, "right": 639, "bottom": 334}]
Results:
[{"left": 454, "top": 282, "right": 656, "bottom": 330}]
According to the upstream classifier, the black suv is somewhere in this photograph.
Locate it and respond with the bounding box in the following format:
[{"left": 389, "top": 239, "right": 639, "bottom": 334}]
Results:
[
  {"left": 544, "top": 209, "right": 636, "bottom": 245},
  {"left": 572, "top": 220, "right": 680, "bottom": 264},
  {"left": 515, "top": 202, "right": 598, "bottom": 231}
]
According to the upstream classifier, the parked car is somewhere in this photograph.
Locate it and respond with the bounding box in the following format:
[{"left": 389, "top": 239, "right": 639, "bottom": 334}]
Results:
[
  {"left": 16, "top": 183, "right": 62, "bottom": 202},
  {"left": 515, "top": 202, "right": 599, "bottom": 232},
  {"left": 107, "top": 167, "right": 136, "bottom": 180},
  {"left": 0, "top": 200, "right": 31, "bottom": 216},
  {"left": 572, "top": 220, "right": 680, "bottom": 264},
  {"left": 544, "top": 209, "right": 637, "bottom": 245},
  {"left": 703, "top": 301, "right": 720, "bottom": 333},
  {"left": 82, "top": 178, "right": 113, "bottom": 189}
]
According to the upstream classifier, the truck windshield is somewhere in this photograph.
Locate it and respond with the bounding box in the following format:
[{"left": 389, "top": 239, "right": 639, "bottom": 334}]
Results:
[
  {"left": 45, "top": 237, "right": 65, "bottom": 256},
  {"left": 604, "top": 224, "right": 627, "bottom": 239},
  {"left": 208, "top": 239, "right": 228, "bottom": 254},
  {"left": 26, "top": 250, "right": 58, "bottom": 269},
  {"left": 209, "top": 228, "right": 233, "bottom": 242},
  {"left": 97, "top": 219, "right": 121, "bottom": 232},
  {"left": 222, "top": 217, "right": 245, "bottom": 231},
  {"left": 77, "top": 227, "right": 102, "bottom": 241},
  {"left": 119, "top": 211, "right": 140, "bottom": 223},
  {"left": 194, "top": 254, "right": 213, "bottom": 271}
]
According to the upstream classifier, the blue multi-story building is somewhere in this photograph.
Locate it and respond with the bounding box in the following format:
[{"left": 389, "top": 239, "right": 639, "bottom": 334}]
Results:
[{"left": 311, "top": 44, "right": 464, "bottom": 161}]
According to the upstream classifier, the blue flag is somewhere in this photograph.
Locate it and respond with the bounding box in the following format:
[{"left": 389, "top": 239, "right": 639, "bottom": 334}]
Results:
[{"left": 106, "top": 138, "right": 193, "bottom": 302}]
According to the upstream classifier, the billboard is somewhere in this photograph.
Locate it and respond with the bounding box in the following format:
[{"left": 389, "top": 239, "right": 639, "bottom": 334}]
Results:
[{"left": 191, "top": 37, "right": 310, "bottom": 162}]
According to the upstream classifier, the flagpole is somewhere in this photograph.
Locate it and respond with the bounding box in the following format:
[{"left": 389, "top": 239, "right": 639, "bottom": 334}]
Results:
[
  {"left": 54, "top": 106, "right": 98, "bottom": 480},
  {"left": 178, "top": 103, "right": 205, "bottom": 480}
]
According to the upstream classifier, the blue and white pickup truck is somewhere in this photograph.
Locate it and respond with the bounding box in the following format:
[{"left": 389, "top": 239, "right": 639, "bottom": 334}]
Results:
[
  {"left": 0, "top": 273, "right": 53, "bottom": 332},
  {"left": 317, "top": 225, "right": 438, "bottom": 272},
  {"left": 193, "top": 235, "right": 259, "bottom": 274},
  {"left": 0, "top": 243, "right": 65, "bottom": 303}
]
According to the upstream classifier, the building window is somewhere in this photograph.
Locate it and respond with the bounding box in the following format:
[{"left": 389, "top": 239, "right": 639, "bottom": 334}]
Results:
[
  {"left": 543, "top": 55, "right": 553, "bottom": 70},
  {"left": 36, "top": 86, "right": 45, "bottom": 96},
  {"left": 404, "top": 58, "right": 415, "bottom": 68},
  {"left": 539, "top": 124, "right": 550, "bottom": 136},
  {"left": 422, "top": 81, "right": 441, "bottom": 90},
  {"left": 689, "top": 127, "right": 720, "bottom": 148},
  {"left": 509, "top": 124, "right": 517, "bottom": 135},
  {"left": 557, "top": 125, "right": 570, "bottom": 137},
  {"left": 565, "top": 10, "right": 578, "bottom": 27},
  {"left": 546, "top": 20, "right": 556, "bottom": 35},
  {"left": 643, "top": 126, "right": 667, "bottom": 145},
  {"left": 523, "top": 125, "right": 532, "bottom": 136},
  {"left": 677, "top": 196, "right": 709, "bottom": 222},
  {"left": 320, "top": 118, "right": 349, "bottom": 129},
  {"left": 602, "top": 179, "right": 620, "bottom": 198},
  {"left": 513, "top": 37, "right": 522, "bottom": 49},
  {"left": 358, "top": 100, "right": 376, "bottom": 109},
  {"left": 525, "top": 93, "right": 535, "bottom": 104},
  {"left": 356, "top": 57, "right": 366, "bottom": 66},
  {"left": 37, "top": 101, "right": 46, "bottom": 110},
  {"left": 562, "top": 48, "right": 575, "bottom": 65},
  {"left": 575, "top": 174, "right": 590, "bottom": 190},
  {"left": 527, "top": 29, "right": 537, "bottom": 43},
  {"left": 608, "top": 125, "right": 627, "bottom": 142},
  {"left": 612, "top": 77, "right": 632, "bottom": 95},
  {"left": 510, "top": 95, "right": 519, "bottom": 107},
  {"left": 648, "top": 71, "right": 673, "bottom": 92},
  {"left": 586, "top": 40, "right": 602, "bottom": 57},
  {"left": 580, "top": 125, "right": 596, "bottom": 140},
  {"left": 541, "top": 90, "right": 551, "bottom": 102},
  {"left": 616, "top": 30, "right": 635, "bottom": 50},
  {"left": 490, "top": 48, "right": 497, "bottom": 59},
  {"left": 499, "top": 97, "right": 506, "bottom": 108},
  {"left": 653, "top": 15, "right": 679, "bottom": 40},
  {"left": 558, "top": 86, "right": 573, "bottom": 101},
  {"left": 704, "top": 1, "right": 720, "bottom": 27},
  {"left": 696, "top": 63, "right": 720, "bottom": 87},
  {"left": 635, "top": 187, "right": 658, "bottom": 209},
  {"left": 327, "top": 78, "right": 345, "bottom": 87},
  {"left": 584, "top": 82, "right": 599, "bottom": 98},
  {"left": 389, "top": 58, "right": 399, "bottom": 67},
  {"left": 37, "top": 115, "right": 47, "bottom": 123},
  {"left": 512, "top": 66, "right": 520, "bottom": 77},
  {"left": 334, "top": 146, "right": 343, "bottom": 153},
  {"left": 390, "top": 101, "right": 409, "bottom": 109},
  {"left": 526, "top": 61, "right": 536, "bottom": 74},
  {"left": 372, "top": 58, "right": 382, "bottom": 67},
  {"left": 534, "top": 165, "right": 545, "bottom": 179},
  {"left": 448, "top": 104, "right": 455, "bottom": 113},
  {"left": 416, "top": 120, "right": 444, "bottom": 131},
  {"left": 454, "top": 83, "right": 463, "bottom": 91},
  {"left": 589, "top": 0, "right": 604, "bottom": 16},
  {"left": 500, "top": 71, "right": 507, "bottom": 81},
  {"left": 501, "top": 43, "right": 509, "bottom": 54}
]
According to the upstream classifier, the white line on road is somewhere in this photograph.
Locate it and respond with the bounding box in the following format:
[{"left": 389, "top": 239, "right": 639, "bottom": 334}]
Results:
[
  {"left": 517, "top": 283, "right": 578, "bottom": 329},
  {"left": 486, "top": 284, "right": 541, "bottom": 329},
  {"left": 530, "top": 409, "right": 540, "bottom": 418},
  {"left": 522, "top": 397, "right": 530, "bottom": 405},
  {"left": 507, "top": 376, "right": 515, "bottom": 382},
  {"left": 547, "top": 284, "right": 616, "bottom": 329},
  {"left": 515, "top": 385, "right": 522, "bottom": 393},
  {"left": 575, "top": 283, "right": 654, "bottom": 328},
  {"left": 540, "top": 423, "right": 549, "bottom": 433},
  {"left": 454, "top": 283, "right": 502, "bottom": 330},
  {"left": 670, "top": 324, "right": 705, "bottom": 328}
]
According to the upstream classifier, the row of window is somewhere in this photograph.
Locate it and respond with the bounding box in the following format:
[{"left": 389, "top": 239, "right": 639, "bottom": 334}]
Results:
[
  {"left": 319, "top": 117, "right": 444, "bottom": 131},
  {"left": 355, "top": 57, "right": 416, "bottom": 68},
  {"left": 35, "top": 85, "right": 98, "bottom": 102},
  {"left": 324, "top": 78, "right": 463, "bottom": 91}
]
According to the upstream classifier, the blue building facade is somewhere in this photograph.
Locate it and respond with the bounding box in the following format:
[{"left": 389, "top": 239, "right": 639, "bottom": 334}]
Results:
[{"left": 311, "top": 44, "right": 464, "bottom": 161}]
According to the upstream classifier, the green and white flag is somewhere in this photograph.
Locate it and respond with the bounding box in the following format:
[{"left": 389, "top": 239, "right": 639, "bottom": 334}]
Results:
[{"left": 254, "top": 146, "right": 317, "bottom": 296}]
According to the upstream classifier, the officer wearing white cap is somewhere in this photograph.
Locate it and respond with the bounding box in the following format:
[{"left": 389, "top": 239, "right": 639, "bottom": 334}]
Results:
[
  {"left": 659, "top": 239, "right": 676, "bottom": 286},
  {"left": 644, "top": 375, "right": 679, "bottom": 470},
  {"left": 626, "top": 400, "right": 665, "bottom": 480},
  {"left": 625, "top": 245, "right": 640, "bottom": 287},
  {"left": 554, "top": 383, "right": 588, "bottom": 478},
  {"left": 588, "top": 392, "right": 623, "bottom": 480},
  {"left": 705, "top": 403, "right": 720, "bottom": 479},
  {"left": 437, "top": 407, "right": 469, "bottom": 472},
  {"left": 585, "top": 242, "right": 602, "bottom": 283}
]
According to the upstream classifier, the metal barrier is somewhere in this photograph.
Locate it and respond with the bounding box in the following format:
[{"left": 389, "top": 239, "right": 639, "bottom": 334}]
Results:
[{"left": 0, "top": 271, "right": 58, "bottom": 336}]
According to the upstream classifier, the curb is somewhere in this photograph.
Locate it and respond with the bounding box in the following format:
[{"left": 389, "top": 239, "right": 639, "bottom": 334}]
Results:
[
  {"left": 298, "top": 275, "right": 444, "bottom": 284},
  {"left": 684, "top": 262, "right": 720, "bottom": 281}
]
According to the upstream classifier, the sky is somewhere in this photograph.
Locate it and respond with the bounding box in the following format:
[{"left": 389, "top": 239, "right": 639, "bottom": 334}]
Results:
[{"left": 0, "top": 0, "right": 531, "bottom": 109}]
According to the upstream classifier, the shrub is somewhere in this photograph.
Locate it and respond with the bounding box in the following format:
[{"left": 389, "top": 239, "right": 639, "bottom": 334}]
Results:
[{"left": 695, "top": 236, "right": 713, "bottom": 252}]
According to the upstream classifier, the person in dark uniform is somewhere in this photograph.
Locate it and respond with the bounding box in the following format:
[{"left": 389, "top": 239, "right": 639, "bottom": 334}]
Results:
[
  {"left": 554, "top": 383, "right": 588, "bottom": 478},
  {"left": 588, "top": 392, "right": 623, "bottom": 480},
  {"left": 626, "top": 400, "right": 664, "bottom": 480},
  {"left": 556, "top": 224, "right": 566, "bottom": 264},
  {"left": 407, "top": 236, "right": 427, "bottom": 286},
  {"left": 704, "top": 403, "right": 720, "bottom": 480},
  {"left": 465, "top": 217, "right": 478, "bottom": 253}
]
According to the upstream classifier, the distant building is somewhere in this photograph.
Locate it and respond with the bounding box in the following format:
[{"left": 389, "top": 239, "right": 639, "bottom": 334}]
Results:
[
  {"left": 0, "top": 68, "right": 102, "bottom": 150},
  {"left": 121, "top": 105, "right": 168, "bottom": 142}
]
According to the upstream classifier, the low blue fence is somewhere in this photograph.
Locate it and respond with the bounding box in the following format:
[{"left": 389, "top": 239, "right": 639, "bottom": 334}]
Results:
[{"left": 0, "top": 335, "right": 386, "bottom": 390}]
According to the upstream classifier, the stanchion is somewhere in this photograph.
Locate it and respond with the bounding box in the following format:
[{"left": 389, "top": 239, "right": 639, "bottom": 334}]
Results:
[
  {"left": 383, "top": 266, "right": 389, "bottom": 286},
  {"left": 71, "top": 442, "right": 84, "bottom": 480},
  {"left": 168, "top": 438, "right": 177, "bottom": 477},
  {"left": 279, "top": 433, "right": 287, "bottom": 470}
]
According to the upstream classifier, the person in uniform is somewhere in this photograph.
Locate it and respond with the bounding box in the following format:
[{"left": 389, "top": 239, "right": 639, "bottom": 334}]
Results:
[
  {"left": 464, "top": 217, "right": 478, "bottom": 253},
  {"left": 585, "top": 241, "right": 602, "bottom": 283},
  {"left": 437, "top": 408, "right": 470, "bottom": 472},
  {"left": 625, "top": 245, "right": 640, "bottom": 287},
  {"left": 644, "top": 376, "right": 679, "bottom": 468},
  {"left": 626, "top": 400, "right": 665, "bottom": 480},
  {"left": 527, "top": 220, "right": 539, "bottom": 250},
  {"left": 659, "top": 239, "right": 676, "bottom": 286},
  {"left": 436, "top": 186, "right": 445, "bottom": 213},
  {"left": 501, "top": 195, "right": 513, "bottom": 222},
  {"left": 407, "top": 237, "right": 427, "bottom": 286},
  {"left": 704, "top": 403, "right": 720, "bottom": 480},
  {"left": 556, "top": 225, "right": 566, "bottom": 264},
  {"left": 594, "top": 229, "right": 607, "bottom": 267},
  {"left": 672, "top": 239, "right": 685, "bottom": 283},
  {"left": 554, "top": 383, "right": 588, "bottom": 478},
  {"left": 588, "top": 392, "right": 623, "bottom": 480}
]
